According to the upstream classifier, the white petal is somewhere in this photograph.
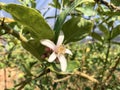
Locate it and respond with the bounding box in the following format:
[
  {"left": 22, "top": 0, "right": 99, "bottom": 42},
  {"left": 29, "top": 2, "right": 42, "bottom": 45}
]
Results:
[
  {"left": 57, "top": 34, "right": 64, "bottom": 46},
  {"left": 65, "top": 49, "right": 72, "bottom": 55},
  {"left": 48, "top": 52, "right": 57, "bottom": 62},
  {"left": 58, "top": 55, "right": 67, "bottom": 72},
  {"left": 40, "top": 39, "right": 55, "bottom": 50}
]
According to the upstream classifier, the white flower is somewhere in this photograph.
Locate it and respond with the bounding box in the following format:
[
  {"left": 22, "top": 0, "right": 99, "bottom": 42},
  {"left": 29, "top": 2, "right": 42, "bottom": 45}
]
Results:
[{"left": 40, "top": 34, "right": 72, "bottom": 72}]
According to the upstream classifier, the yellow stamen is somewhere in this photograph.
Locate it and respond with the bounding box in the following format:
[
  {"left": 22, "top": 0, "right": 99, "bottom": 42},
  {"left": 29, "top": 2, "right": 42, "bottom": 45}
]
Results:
[{"left": 57, "top": 45, "right": 66, "bottom": 54}]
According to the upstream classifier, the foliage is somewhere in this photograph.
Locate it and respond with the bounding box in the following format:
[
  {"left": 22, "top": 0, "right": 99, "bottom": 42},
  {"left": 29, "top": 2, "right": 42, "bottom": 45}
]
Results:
[{"left": 0, "top": 0, "right": 120, "bottom": 90}]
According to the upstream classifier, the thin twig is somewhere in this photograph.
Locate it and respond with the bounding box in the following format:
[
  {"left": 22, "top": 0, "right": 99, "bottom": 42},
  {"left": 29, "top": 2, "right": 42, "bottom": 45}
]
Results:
[
  {"left": 0, "top": 19, "right": 27, "bottom": 42},
  {"left": 53, "top": 75, "right": 71, "bottom": 83},
  {"left": 75, "top": 71, "right": 99, "bottom": 84},
  {"left": 54, "top": 71, "right": 99, "bottom": 83},
  {"left": 94, "top": 0, "right": 120, "bottom": 11}
]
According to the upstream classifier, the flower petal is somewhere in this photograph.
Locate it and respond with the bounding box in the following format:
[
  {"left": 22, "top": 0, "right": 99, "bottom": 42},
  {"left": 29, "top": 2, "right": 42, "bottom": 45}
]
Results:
[
  {"left": 57, "top": 34, "right": 64, "bottom": 46},
  {"left": 40, "top": 39, "right": 55, "bottom": 50},
  {"left": 48, "top": 52, "right": 57, "bottom": 62},
  {"left": 58, "top": 55, "right": 67, "bottom": 72},
  {"left": 65, "top": 49, "right": 72, "bottom": 55}
]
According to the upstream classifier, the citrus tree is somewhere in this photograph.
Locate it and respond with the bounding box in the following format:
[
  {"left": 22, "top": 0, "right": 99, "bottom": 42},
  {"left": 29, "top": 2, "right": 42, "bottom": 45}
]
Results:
[{"left": 0, "top": 0, "right": 120, "bottom": 89}]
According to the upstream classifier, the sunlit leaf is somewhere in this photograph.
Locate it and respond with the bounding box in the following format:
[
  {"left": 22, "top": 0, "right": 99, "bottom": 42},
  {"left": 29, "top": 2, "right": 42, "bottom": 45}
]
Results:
[
  {"left": 62, "top": 17, "right": 93, "bottom": 43},
  {"left": 49, "top": 60, "right": 80, "bottom": 74},
  {"left": 76, "top": 2, "right": 96, "bottom": 16},
  {"left": 111, "top": 25, "right": 120, "bottom": 39},
  {"left": 67, "top": 60, "right": 80, "bottom": 72},
  {"left": 98, "top": 23, "right": 109, "bottom": 40},
  {"left": 1, "top": 4, "right": 54, "bottom": 40},
  {"left": 98, "top": 24, "right": 109, "bottom": 36},
  {"left": 54, "top": 0, "right": 94, "bottom": 42}
]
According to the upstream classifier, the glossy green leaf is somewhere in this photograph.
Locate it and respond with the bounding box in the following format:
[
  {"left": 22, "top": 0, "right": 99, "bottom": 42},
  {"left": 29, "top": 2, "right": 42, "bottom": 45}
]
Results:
[
  {"left": 67, "top": 60, "right": 80, "bottom": 72},
  {"left": 54, "top": 0, "right": 94, "bottom": 42},
  {"left": 49, "top": 60, "right": 80, "bottom": 74},
  {"left": 62, "top": 17, "right": 93, "bottom": 43},
  {"left": 49, "top": 63, "right": 61, "bottom": 73},
  {"left": 98, "top": 23, "right": 109, "bottom": 40},
  {"left": 76, "top": 2, "right": 96, "bottom": 16},
  {"left": 111, "top": 25, "right": 120, "bottom": 39},
  {"left": 98, "top": 24, "right": 109, "bottom": 36},
  {"left": 1, "top": 4, "right": 54, "bottom": 40},
  {"left": 91, "top": 32, "right": 103, "bottom": 42},
  {"left": 22, "top": 40, "right": 44, "bottom": 61}
]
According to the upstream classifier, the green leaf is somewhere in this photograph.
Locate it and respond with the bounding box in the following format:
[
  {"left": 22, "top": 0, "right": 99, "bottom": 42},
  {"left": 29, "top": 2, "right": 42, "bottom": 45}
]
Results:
[
  {"left": 49, "top": 60, "right": 80, "bottom": 74},
  {"left": 1, "top": 4, "right": 54, "bottom": 40},
  {"left": 98, "top": 24, "right": 109, "bottom": 36},
  {"left": 0, "top": 27, "right": 4, "bottom": 35},
  {"left": 85, "top": 87, "right": 91, "bottom": 90},
  {"left": 22, "top": 40, "right": 44, "bottom": 61},
  {"left": 49, "top": 0, "right": 61, "bottom": 9},
  {"left": 91, "top": 32, "right": 103, "bottom": 42},
  {"left": 98, "top": 23, "right": 109, "bottom": 40},
  {"left": 100, "top": 11, "right": 120, "bottom": 16},
  {"left": 62, "top": 17, "right": 93, "bottom": 43},
  {"left": 21, "top": 63, "right": 32, "bottom": 76},
  {"left": 76, "top": 2, "right": 96, "bottom": 16},
  {"left": 111, "top": 25, "right": 120, "bottom": 39},
  {"left": 54, "top": 0, "right": 93, "bottom": 42},
  {"left": 111, "top": 0, "right": 120, "bottom": 6},
  {"left": 112, "top": 41, "right": 120, "bottom": 45},
  {"left": 67, "top": 60, "right": 80, "bottom": 72},
  {"left": 63, "top": 0, "right": 70, "bottom": 6}
]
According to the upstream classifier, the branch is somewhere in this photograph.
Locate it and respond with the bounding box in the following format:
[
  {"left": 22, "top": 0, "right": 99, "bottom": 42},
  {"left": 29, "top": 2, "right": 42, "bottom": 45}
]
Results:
[
  {"left": 0, "top": 18, "right": 27, "bottom": 42},
  {"left": 94, "top": 0, "right": 120, "bottom": 11},
  {"left": 53, "top": 75, "right": 71, "bottom": 83},
  {"left": 53, "top": 71, "right": 99, "bottom": 84},
  {"left": 75, "top": 71, "right": 99, "bottom": 84}
]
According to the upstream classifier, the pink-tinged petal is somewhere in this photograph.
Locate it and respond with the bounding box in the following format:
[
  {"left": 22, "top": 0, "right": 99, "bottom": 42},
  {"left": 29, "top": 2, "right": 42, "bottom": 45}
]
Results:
[
  {"left": 40, "top": 39, "right": 55, "bottom": 50},
  {"left": 57, "top": 34, "right": 64, "bottom": 46},
  {"left": 48, "top": 52, "right": 57, "bottom": 62},
  {"left": 58, "top": 55, "right": 67, "bottom": 72},
  {"left": 65, "top": 49, "right": 72, "bottom": 55}
]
